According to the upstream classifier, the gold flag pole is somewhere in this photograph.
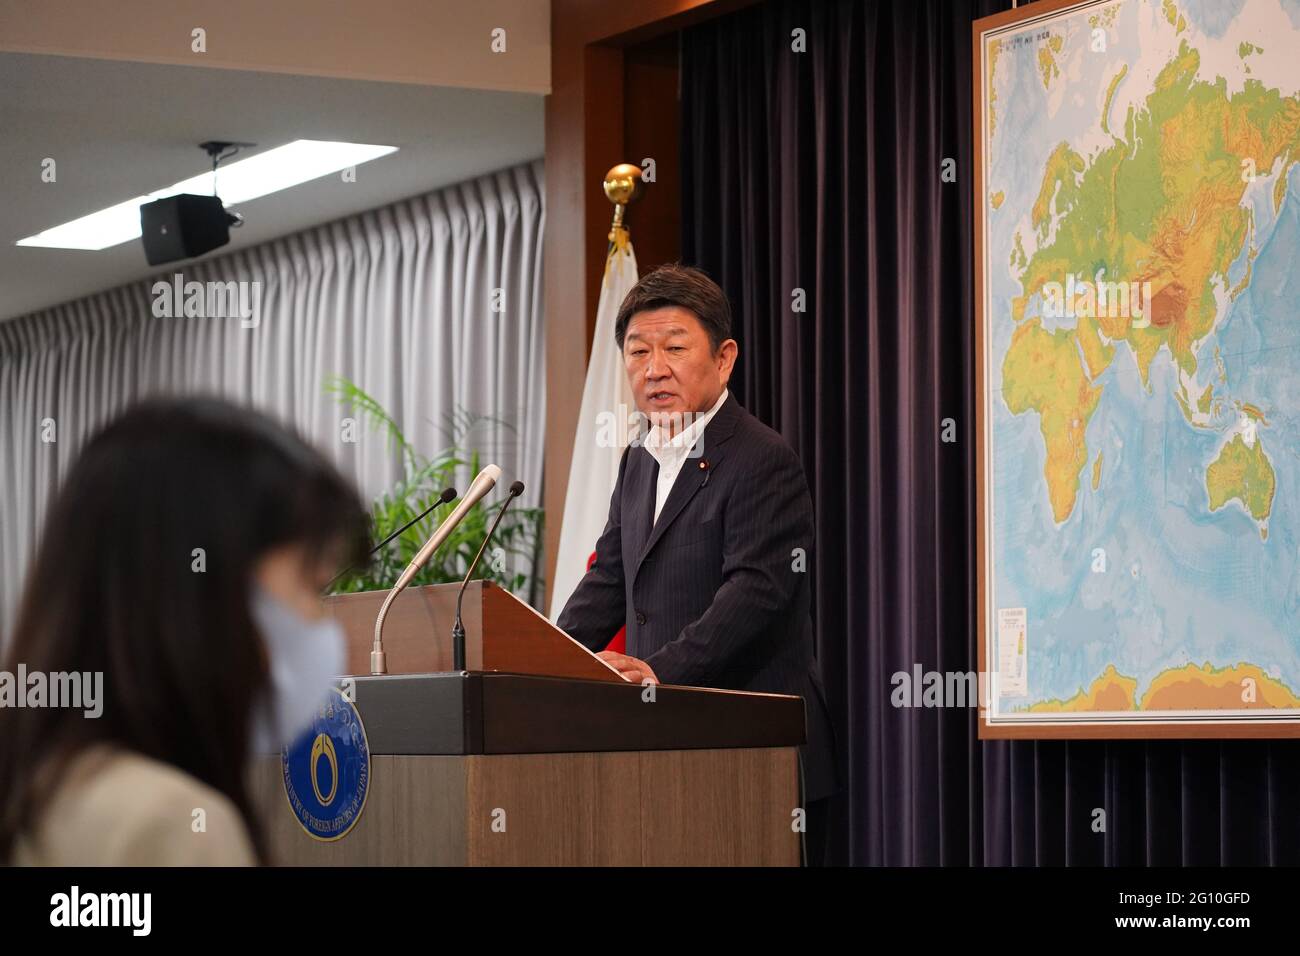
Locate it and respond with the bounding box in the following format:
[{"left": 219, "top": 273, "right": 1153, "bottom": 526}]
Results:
[{"left": 602, "top": 163, "right": 644, "bottom": 250}]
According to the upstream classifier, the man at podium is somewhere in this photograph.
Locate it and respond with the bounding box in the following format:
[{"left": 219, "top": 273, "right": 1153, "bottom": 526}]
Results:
[{"left": 556, "top": 264, "right": 839, "bottom": 865}]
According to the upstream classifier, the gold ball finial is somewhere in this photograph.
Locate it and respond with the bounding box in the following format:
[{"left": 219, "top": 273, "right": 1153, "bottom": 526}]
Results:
[{"left": 603, "top": 163, "right": 644, "bottom": 206}]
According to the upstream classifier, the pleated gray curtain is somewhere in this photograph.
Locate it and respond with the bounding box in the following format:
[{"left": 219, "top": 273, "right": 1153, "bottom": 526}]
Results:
[{"left": 0, "top": 158, "right": 546, "bottom": 635}]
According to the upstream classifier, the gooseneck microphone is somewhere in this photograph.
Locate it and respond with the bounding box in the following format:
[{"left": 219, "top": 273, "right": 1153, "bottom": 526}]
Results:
[
  {"left": 371, "top": 464, "right": 502, "bottom": 674},
  {"left": 325, "top": 486, "right": 457, "bottom": 591},
  {"left": 451, "top": 480, "right": 525, "bottom": 671}
]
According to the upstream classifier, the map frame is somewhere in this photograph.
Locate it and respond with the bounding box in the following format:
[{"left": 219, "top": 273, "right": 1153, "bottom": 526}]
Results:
[{"left": 973, "top": 0, "right": 1300, "bottom": 739}]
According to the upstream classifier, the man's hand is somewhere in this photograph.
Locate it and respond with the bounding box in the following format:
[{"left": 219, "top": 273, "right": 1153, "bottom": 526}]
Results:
[{"left": 596, "top": 651, "right": 659, "bottom": 685}]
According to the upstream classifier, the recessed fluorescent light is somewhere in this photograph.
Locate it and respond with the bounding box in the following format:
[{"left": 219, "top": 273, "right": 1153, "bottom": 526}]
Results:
[{"left": 16, "top": 140, "right": 398, "bottom": 251}]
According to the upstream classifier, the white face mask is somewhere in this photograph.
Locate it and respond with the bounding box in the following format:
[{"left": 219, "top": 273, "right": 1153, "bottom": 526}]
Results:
[{"left": 248, "top": 585, "right": 346, "bottom": 754}]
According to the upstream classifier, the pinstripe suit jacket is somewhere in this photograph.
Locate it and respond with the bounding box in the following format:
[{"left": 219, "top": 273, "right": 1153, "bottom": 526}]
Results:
[{"left": 557, "top": 393, "right": 839, "bottom": 802}]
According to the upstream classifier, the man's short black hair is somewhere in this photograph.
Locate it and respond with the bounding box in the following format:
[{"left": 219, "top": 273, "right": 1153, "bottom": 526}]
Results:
[{"left": 614, "top": 263, "right": 733, "bottom": 353}]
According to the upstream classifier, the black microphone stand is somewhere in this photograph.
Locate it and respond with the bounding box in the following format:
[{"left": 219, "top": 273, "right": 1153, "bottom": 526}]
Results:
[
  {"left": 452, "top": 481, "right": 525, "bottom": 670},
  {"left": 324, "top": 486, "right": 457, "bottom": 592}
]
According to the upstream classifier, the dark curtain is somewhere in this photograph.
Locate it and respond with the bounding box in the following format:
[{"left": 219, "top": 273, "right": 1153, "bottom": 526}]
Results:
[{"left": 680, "top": 0, "right": 1300, "bottom": 865}]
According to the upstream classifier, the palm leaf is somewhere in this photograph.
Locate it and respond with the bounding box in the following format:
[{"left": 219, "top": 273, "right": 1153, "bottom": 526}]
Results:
[{"left": 323, "top": 375, "right": 544, "bottom": 603}]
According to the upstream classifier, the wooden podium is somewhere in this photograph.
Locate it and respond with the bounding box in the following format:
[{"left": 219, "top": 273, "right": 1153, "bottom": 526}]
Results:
[{"left": 251, "top": 581, "right": 807, "bottom": 865}]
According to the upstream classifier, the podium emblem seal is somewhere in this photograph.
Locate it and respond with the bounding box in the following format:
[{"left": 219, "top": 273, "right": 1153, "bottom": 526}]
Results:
[{"left": 281, "top": 686, "right": 370, "bottom": 841}]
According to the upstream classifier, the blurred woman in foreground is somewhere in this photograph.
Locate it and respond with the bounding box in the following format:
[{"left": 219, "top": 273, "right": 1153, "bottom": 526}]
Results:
[{"left": 0, "top": 397, "right": 369, "bottom": 865}]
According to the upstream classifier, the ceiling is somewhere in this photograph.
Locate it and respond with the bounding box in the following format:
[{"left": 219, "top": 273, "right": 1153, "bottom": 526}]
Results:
[{"left": 0, "top": 52, "right": 544, "bottom": 321}]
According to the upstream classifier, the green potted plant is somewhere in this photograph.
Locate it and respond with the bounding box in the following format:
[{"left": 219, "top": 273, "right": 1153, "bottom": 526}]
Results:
[{"left": 323, "top": 376, "right": 544, "bottom": 606}]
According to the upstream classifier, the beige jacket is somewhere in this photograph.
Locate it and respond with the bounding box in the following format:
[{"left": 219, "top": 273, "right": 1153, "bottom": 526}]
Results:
[{"left": 12, "top": 745, "right": 257, "bottom": 866}]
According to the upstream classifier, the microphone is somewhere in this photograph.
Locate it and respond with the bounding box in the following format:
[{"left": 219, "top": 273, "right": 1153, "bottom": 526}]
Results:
[
  {"left": 452, "top": 480, "right": 525, "bottom": 671},
  {"left": 371, "top": 464, "right": 502, "bottom": 674},
  {"left": 325, "top": 486, "right": 457, "bottom": 591}
]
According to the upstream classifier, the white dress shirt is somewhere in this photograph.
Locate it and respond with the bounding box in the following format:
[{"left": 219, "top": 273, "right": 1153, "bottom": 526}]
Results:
[{"left": 642, "top": 388, "right": 729, "bottom": 525}]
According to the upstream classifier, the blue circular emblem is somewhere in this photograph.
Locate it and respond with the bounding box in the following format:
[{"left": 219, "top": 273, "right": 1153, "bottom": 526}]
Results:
[{"left": 281, "top": 687, "right": 370, "bottom": 841}]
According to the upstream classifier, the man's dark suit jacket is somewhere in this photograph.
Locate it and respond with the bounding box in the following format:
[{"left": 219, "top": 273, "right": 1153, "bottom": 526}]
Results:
[{"left": 557, "top": 392, "right": 839, "bottom": 803}]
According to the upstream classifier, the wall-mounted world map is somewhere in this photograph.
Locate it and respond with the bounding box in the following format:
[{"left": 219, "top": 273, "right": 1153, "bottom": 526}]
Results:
[{"left": 977, "top": 0, "right": 1300, "bottom": 734}]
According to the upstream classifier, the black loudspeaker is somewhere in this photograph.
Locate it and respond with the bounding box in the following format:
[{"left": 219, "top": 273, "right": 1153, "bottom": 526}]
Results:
[{"left": 139, "top": 193, "right": 234, "bottom": 265}]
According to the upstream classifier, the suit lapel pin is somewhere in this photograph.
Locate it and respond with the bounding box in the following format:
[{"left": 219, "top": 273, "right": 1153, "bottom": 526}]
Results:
[{"left": 699, "top": 459, "right": 711, "bottom": 486}]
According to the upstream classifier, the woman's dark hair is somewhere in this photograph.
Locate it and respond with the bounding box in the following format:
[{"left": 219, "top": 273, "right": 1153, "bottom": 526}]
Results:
[
  {"left": 0, "top": 396, "right": 370, "bottom": 862},
  {"left": 613, "top": 263, "right": 733, "bottom": 353}
]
